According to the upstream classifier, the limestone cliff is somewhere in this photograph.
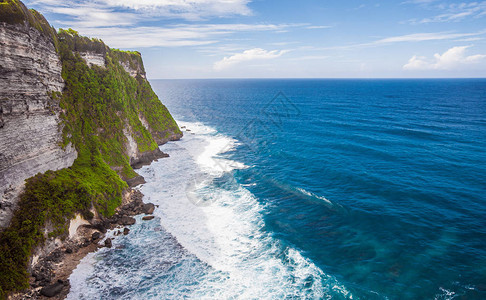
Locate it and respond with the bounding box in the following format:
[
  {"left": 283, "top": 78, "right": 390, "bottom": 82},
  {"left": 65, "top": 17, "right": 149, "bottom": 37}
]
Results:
[
  {"left": 0, "top": 2, "right": 77, "bottom": 228},
  {"left": 0, "top": 1, "right": 182, "bottom": 296}
]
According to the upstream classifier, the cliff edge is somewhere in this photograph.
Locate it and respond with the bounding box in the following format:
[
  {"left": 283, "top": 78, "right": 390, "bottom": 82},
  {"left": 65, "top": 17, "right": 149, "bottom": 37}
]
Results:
[
  {"left": 0, "top": 0, "right": 77, "bottom": 230},
  {"left": 0, "top": 0, "right": 182, "bottom": 297}
]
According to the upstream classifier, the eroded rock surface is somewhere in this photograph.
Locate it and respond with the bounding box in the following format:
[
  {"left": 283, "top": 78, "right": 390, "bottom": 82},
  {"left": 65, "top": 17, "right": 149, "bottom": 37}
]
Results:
[{"left": 0, "top": 22, "right": 77, "bottom": 228}]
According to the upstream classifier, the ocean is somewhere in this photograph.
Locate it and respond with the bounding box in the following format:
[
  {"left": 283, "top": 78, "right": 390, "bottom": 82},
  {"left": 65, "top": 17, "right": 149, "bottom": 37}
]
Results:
[{"left": 67, "top": 79, "right": 486, "bottom": 299}]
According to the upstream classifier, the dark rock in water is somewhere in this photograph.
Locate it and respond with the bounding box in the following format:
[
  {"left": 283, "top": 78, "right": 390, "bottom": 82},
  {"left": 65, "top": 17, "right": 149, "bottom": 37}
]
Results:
[
  {"left": 131, "top": 148, "right": 169, "bottom": 169},
  {"left": 91, "top": 231, "right": 101, "bottom": 241},
  {"left": 40, "top": 281, "right": 64, "bottom": 297},
  {"left": 143, "top": 203, "right": 155, "bottom": 214},
  {"left": 119, "top": 216, "right": 136, "bottom": 225},
  {"left": 65, "top": 248, "right": 73, "bottom": 254},
  {"left": 142, "top": 215, "right": 155, "bottom": 221},
  {"left": 88, "top": 222, "right": 108, "bottom": 233},
  {"left": 115, "top": 230, "right": 121, "bottom": 236},
  {"left": 126, "top": 175, "right": 146, "bottom": 187},
  {"left": 104, "top": 238, "right": 112, "bottom": 248},
  {"left": 123, "top": 228, "right": 130, "bottom": 235}
]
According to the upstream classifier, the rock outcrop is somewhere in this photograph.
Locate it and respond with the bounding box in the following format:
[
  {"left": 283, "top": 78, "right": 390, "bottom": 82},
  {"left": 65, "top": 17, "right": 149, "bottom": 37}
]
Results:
[
  {"left": 120, "top": 60, "right": 145, "bottom": 79},
  {"left": 0, "top": 19, "right": 77, "bottom": 228},
  {"left": 123, "top": 125, "right": 170, "bottom": 170},
  {"left": 79, "top": 51, "right": 105, "bottom": 68}
]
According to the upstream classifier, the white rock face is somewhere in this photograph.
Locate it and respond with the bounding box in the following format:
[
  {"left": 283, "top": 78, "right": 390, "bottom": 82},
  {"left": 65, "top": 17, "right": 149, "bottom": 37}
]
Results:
[
  {"left": 139, "top": 114, "right": 150, "bottom": 130},
  {"left": 80, "top": 51, "right": 105, "bottom": 68},
  {"left": 123, "top": 126, "right": 138, "bottom": 159},
  {"left": 120, "top": 60, "right": 146, "bottom": 79},
  {"left": 68, "top": 214, "right": 90, "bottom": 239},
  {"left": 0, "top": 22, "right": 78, "bottom": 228}
]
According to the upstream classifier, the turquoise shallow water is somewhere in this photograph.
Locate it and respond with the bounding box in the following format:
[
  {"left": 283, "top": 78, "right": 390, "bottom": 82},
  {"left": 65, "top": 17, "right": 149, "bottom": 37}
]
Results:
[{"left": 69, "top": 79, "right": 486, "bottom": 299}]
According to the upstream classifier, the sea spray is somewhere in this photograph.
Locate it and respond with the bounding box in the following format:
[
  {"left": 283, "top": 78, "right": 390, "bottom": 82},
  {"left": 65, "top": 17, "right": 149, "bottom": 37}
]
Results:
[{"left": 67, "top": 120, "right": 352, "bottom": 299}]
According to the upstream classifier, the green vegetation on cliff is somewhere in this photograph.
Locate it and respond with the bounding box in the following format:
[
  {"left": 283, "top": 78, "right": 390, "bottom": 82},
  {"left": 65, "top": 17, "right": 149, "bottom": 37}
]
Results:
[
  {"left": 0, "top": 4, "right": 182, "bottom": 297},
  {"left": 0, "top": 0, "right": 59, "bottom": 50},
  {"left": 0, "top": 156, "right": 125, "bottom": 295},
  {"left": 58, "top": 28, "right": 156, "bottom": 179}
]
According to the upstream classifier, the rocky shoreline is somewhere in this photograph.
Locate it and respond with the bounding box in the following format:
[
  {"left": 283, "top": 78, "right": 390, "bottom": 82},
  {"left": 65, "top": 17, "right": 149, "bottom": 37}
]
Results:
[{"left": 10, "top": 189, "right": 156, "bottom": 300}]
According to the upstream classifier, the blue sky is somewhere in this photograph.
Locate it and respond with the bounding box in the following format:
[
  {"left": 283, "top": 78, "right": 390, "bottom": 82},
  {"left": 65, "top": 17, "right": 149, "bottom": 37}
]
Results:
[{"left": 25, "top": 0, "right": 486, "bottom": 78}]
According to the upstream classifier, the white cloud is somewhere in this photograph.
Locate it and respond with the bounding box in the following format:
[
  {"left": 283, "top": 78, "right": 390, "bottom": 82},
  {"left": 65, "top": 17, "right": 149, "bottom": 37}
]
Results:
[
  {"left": 51, "top": 6, "right": 138, "bottom": 27},
  {"left": 402, "top": 0, "right": 437, "bottom": 4},
  {"left": 402, "top": 55, "right": 432, "bottom": 70},
  {"left": 403, "top": 46, "right": 486, "bottom": 70},
  {"left": 316, "top": 30, "right": 486, "bottom": 51},
  {"left": 73, "top": 23, "right": 302, "bottom": 48},
  {"left": 26, "top": 0, "right": 312, "bottom": 48},
  {"left": 455, "top": 37, "right": 484, "bottom": 42},
  {"left": 102, "top": 0, "right": 252, "bottom": 19},
  {"left": 214, "top": 48, "right": 288, "bottom": 70},
  {"left": 373, "top": 31, "right": 484, "bottom": 44},
  {"left": 407, "top": 1, "right": 486, "bottom": 24},
  {"left": 28, "top": 0, "right": 253, "bottom": 20},
  {"left": 306, "top": 25, "right": 332, "bottom": 29},
  {"left": 289, "top": 55, "right": 329, "bottom": 61},
  {"left": 80, "top": 26, "right": 218, "bottom": 47}
]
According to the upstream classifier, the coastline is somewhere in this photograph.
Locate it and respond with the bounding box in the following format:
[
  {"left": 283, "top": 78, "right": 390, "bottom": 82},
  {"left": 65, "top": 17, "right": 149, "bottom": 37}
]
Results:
[
  {"left": 8, "top": 79, "right": 484, "bottom": 299},
  {"left": 9, "top": 171, "right": 162, "bottom": 299},
  {"left": 60, "top": 119, "right": 352, "bottom": 299}
]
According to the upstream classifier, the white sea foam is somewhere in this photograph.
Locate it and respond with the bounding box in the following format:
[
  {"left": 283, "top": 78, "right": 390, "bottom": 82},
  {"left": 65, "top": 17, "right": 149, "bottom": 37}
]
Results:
[
  {"left": 68, "top": 120, "right": 352, "bottom": 299},
  {"left": 178, "top": 120, "right": 248, "bottom": 176},
  {"left": 67, "top": 253, "right": 96, "bottom": 297},
  {"left": 297, "top": 187, "right": 333, "bottom": 205},
  {"left": 137, "top": 120, "right": 351, "bottom": 298}
]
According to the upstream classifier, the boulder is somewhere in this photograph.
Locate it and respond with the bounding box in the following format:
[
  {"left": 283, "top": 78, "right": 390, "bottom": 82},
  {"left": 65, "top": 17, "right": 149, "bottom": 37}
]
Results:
[
  {"left": 104, "top": 238, "right": 112, "bottom": 248},
  {"left": 119, "top": 216, "right": 136, "bottom": 225},
  {"left": 123, "top": 228, "right": 130, "bottom": 235},
  {"left": 91, "top": 231, "right": 101, "bottom": 241},
  {"left": 88, "top": 222, "right": 108, "bottom": 233},
  {"left": 142, "top": 203, "right": 155, "bottom": 214},
  {"left": 40, "top": 280, "right": 64, "bottom": 297},
  {"left": 142, "top": 215, "right": 155, "bottom": 221},
  {"left": 81, "top": 238, "right": 90, "bottom": 248},
  {"left": 126, "top": 175, "right": 146, "bottom": 188}
]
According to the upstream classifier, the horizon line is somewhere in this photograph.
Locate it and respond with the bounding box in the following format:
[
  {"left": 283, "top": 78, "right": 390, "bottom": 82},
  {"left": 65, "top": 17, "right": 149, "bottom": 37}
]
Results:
[{"left": 148, "top": 77, "right": 486, "bottom": 80}]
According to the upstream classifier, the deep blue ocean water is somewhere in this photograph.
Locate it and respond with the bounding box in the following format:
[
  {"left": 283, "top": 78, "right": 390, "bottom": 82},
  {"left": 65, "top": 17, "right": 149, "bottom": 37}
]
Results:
[{"left": 69, "top": 79, "right": 486, "bottom": 299}]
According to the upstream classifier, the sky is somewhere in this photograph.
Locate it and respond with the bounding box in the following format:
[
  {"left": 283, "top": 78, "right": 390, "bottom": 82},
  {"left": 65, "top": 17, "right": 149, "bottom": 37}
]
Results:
[{"left": 24, "top": 0, "right": 486, "bottom": 78}]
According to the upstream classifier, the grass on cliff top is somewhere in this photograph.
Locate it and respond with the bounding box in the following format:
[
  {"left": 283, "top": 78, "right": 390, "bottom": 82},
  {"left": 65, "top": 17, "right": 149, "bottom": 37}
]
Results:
[
  {"left": 112, "top": 49, "right": 145, "bottom": 74},
  {"left": 0, "top": 26, "right": 181, "bottom": 298},
  {"left": 57, "top": 28, "right": 107, "bottom": 55},
  {"left": 0, "top": 0, "right": 59, "bottom": 50}
]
